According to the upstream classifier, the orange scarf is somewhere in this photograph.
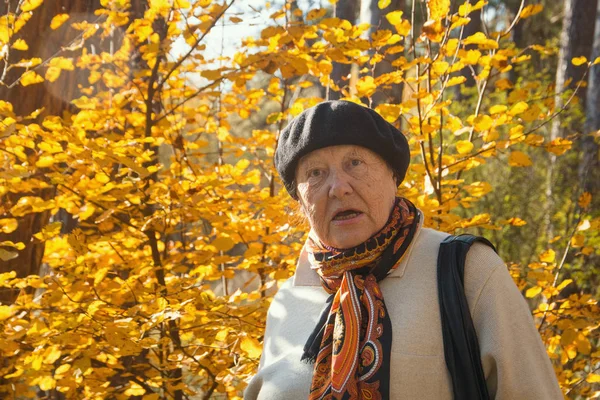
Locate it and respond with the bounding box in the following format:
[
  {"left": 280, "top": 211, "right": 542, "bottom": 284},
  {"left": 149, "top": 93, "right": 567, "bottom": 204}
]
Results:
[{"left": 302, "top": 197, "right": 419, "bottom": 400}]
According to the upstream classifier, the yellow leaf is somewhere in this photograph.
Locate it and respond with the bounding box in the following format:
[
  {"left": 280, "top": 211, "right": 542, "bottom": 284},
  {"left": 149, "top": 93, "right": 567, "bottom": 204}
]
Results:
[
  {"left": 0, "top": 305, "right": 13, "bottom": 321},
  {"left": 519, "top": 4, "right": 543, "bottom": 19},
  {"left": 571, "top": 234, "right": 584, "bottom": 248},
  {"left": 546, "top": 138, "right": 572, "bottom": 156},
  {"left": 508, "top": 151, "right": 532, "bottom": 167},
  {"left": 375, "top": 104, "right": 401, "bottom": 123},
  {"left": 495, "top": 78, "right": 513, "bottom": 90},
  {"left": 95, "top": 172, "right": 110, "bottom": 183},
  {"left": 0, "top": 240, "right": 25, "bottom": 250},
  {"left": 240, "top": 336, "right": 262, "bottom": 359},
  {"left": 0, "top": 218, "right": 18, "bottom": 234},
  {"left": 489, "top": 105, "right": 507, "bottom": 114},
  {"left": 571, "top": 56, "right": 587, "bottom": 66},
  {"left": 394, "top": 19, "right": 412, "bottom": 36},
  {"left": 446, "top": 76, "right": 466, "bottom": 87},
  {"left": 94, "top": 267, "right": 109, "bottom": 286},
  {"left": 473, "top": 115, "right": 493, "bottom": 132},
  {"left": 43, "top": 346, "right": 61, "bottom": 364},
  {"left": 11, "top": 39, "right": 28, "bottom": 51},
  {"left": 432, "top": 61, "right": 449, "bottom": 75},
  {"left": 578, "top": 192, "right": 592, "bottom": 209},
  {"left": 21, "top": 0, "right": 43, "bottom": 12},
  {"left": 306, "top": 8, "right": 327, "bottom": 21},
  {"left": 38, "top": 376, "right": 56, "bottom": 391},
  {"left": 461, "top": 49, "right": 481, "bottom": 65},
  {"left": 49, "top": 57, "right": 75, "bottom": 70},
  {"left": 556, "top": 279, "right": 573, "bottom": 292},
  {"left": 35, "top": 154, "right": 56, "bottom": 167},
  {"left": 50, "top": 14, "right": 69, "bottom": 30},
  {"left": 215, "top": 328, "right": 229, "bottom": 341},
  {"left": 385, "top": 11, "right": 404, "bottom": 26},
  {"left": 540, "top": 249, "right": 555, "bottom": 263},
  {"left": 229, "top": 16, "right": 242, "bottom": 23},
  {"left": 212, "top": 237, "right": 235, "bottom": 252},
  {"left": 55, "top": 364, "right": 71, "bottom": 375},
  {"left": 378, "top": 0, "right": 391, "bottom": 9},
  {"left": 0, "top": 248, "right": 18, "bottom": 261},
  {"left": 20, "top": 70, "right": 44, "bottom": 87},
  {"left": 508, "top": 101, "right": 529, "bottom": 116},
  {"left": 577, "top": 334, "right": 591, "bottom": 355},
  {"left": 124, "top": 381, "right": 146, "bottom": 396},
  {"left": 458, "top": 3, "right": 472, "bottom": 17},
  {"left": 355, "top": 76, "right": 377, "bottom": 97},
  {"left": 79, "top": 204, "right": 96, "bottom": 221},
  {"left": 33, "top": 221, "right": 62, "bottom": 241},
  {"left": 504, "top": 217, "right": 527, "bottom": 226},
  {"left": 0, "top": 271, "right": 16, "bottom": 285},
  {"left": 593, "top": 56, "right": 600, "bottom": 65},
  {"left": 174, "top": 0, "right": 190, "bottom": 7},
  {"left": 4, "top": 369, "right": 23, "bottom": 379},
  {"left": 463, "top": 32, "right": 498, "bottom": 49},
  {"left": 525, "top": 286, "right": 542, "bottom": 298},
  {"left": 428, "top": 0, "right": 450, "bottom": 20},
  {"left": 455, "top": 140, "right": 474, "bottom": 155},
  {"left": 561, "top": 328, "right": 577, "bottom": 346},
  {"left": 581, "top": 246, "right": 594, "bottom": 255},
  {"left": 318, "top": 59, "right": 333, "bottom": 75},
  {"left": 587, "top": 374, "right": 600, "bottom": 383}
]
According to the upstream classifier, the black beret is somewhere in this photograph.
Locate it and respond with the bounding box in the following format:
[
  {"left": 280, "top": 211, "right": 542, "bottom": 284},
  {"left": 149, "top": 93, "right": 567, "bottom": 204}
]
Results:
[{"left": 274, "top": 100, "right": 410, "bottom": 199}]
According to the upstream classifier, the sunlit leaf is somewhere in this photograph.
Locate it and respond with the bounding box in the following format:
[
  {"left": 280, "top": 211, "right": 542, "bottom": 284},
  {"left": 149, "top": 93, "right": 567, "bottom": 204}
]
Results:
[
  {"left": 240, "top": 336, "right": 262, "bottom": 359},
  {"left": 578, "top": 192, "right": 592, "bottom": 209},
  {"left": 20, "top": 70, "right": 45, "bottom": 86},
  {"left": 540, "top": 249, "right": 555, "bottom": 263},
  {"left": 0, "top": 218, "right": 18, "bottom": 234},
  {"left": 11, "top": 39, "right": 28, "bottom": 51},
  {"left": 21, "top": 0, "right": 43, "bottom": 12},
  {"left": 519, "top": 4, "right": 543, "bottom": 19},
  {"left": 508, "top": 151, "right": 532, "bottom": 167},
  {"left": 571, "top": 56, "right": 588, "bottom": 66},
  {"left": 455, "top": 140, "right": 474, "bottom": 155},
  {"left": 378, "top": 0, "right": 391, "bottom": 9},
  {"left": 525, "top": 286, "right": 542, "bottom": 298},
  {"left": 50, "top": 13, "right": 69, "bottom": 30}
]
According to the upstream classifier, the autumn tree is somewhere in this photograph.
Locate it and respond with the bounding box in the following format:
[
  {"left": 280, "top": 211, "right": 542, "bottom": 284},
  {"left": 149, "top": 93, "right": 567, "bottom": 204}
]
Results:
[{"left": 0, "top": 0, "right": 599, "bottom": 399}]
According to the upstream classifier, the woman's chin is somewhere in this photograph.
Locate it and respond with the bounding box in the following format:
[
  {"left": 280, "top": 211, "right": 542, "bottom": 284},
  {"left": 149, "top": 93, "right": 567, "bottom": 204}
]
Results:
[{"left": 326, "top": 228, "right": 373, "bottom": 250}]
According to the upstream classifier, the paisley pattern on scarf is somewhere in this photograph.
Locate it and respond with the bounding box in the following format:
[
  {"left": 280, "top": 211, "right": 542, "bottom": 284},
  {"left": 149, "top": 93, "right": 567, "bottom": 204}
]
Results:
[{"left": 303, "top": 197, "right": 419, "bottom": 400}]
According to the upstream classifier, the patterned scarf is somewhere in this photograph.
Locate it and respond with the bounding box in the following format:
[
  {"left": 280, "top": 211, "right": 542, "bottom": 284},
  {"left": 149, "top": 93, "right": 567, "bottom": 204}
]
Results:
[{"left": 301, "top": 197, "right": 420, "bottom": 400}]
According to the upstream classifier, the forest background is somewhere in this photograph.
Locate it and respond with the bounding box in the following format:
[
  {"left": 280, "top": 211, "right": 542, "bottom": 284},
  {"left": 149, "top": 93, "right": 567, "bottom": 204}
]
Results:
[{"left": 0, "top": 0, "right": 599, "bottom": 398}]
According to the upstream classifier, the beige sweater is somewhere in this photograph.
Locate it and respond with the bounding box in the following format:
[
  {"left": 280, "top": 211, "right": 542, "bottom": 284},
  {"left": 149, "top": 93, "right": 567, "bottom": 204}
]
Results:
[{"left": 244, "top": 223, "right": 563, "bottom": 399}]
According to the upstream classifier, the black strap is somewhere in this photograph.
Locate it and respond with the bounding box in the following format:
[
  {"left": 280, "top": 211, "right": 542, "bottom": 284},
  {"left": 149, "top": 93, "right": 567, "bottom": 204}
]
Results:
[{"left": 437, "top": 234, "right": 496, "bottom": 400}]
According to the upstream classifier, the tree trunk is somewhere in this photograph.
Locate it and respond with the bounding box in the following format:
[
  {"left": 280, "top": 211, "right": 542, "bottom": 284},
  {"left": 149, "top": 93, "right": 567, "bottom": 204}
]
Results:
[
  {"left": 360, "top": 0, "right": 405, "bottom": 105},
  {"left": 581, "top": 1, "right": 600, "bottom": 198},
  {"left": 550, "top": 0, "right": 598, "bottom": 141},
  {"left": 328, "top": 0, "right": 360, "bottom": 100},
  {"left": 0, "top": 0, "right": 102, "bottom": 304},
  {"left": 545, "top": 0, "right": 598, "bottom": 241}
]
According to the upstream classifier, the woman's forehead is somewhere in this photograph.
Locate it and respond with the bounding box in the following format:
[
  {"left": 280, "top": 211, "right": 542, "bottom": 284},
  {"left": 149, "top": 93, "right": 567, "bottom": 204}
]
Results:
[{"left": 298, "top": 145, "right": 374, "bottom": 166}]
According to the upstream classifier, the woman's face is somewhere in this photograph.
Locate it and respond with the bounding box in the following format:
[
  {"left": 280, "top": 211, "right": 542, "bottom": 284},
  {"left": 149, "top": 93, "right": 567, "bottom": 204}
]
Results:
[{"left": 295, "top": 145, "right": 398, "bottom": 249}]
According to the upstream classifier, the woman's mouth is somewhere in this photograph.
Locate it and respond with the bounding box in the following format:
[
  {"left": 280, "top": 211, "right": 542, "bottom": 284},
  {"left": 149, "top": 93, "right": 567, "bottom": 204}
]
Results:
[{"left": 332, "top": 210, "right": 363, "bottom": 221}]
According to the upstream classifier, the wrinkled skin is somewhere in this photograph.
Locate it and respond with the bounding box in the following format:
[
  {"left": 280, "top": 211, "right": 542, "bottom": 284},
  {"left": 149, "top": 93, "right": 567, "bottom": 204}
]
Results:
[{"left": 295, "top": 145, "right": 397, "bottom": 249}]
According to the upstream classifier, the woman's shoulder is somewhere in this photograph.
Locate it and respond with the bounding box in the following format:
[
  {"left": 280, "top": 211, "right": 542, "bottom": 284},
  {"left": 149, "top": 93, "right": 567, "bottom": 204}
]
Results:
[{"left": 410, "top": 227, "right": 506, "bottom": 305}]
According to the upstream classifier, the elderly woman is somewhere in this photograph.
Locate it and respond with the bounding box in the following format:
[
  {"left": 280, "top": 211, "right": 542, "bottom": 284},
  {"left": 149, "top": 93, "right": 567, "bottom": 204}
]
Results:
[{"left": 244, "top": 101, "right": 562, "bottom": 399}]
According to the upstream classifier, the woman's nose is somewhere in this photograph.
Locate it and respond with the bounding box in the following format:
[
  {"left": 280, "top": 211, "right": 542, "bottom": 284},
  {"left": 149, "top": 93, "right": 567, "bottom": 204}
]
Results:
[{"left": 328, "top": 171, "right": 353, "bottom": 199}]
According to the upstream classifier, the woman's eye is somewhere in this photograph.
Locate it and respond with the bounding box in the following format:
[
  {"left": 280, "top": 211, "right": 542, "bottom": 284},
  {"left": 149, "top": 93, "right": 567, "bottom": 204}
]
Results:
[
  {"left": 308, "top": 169, "right": 322, "bottom": 178},
  {"left": 350, "top": 159, "right": 362, "bottom": 167}
]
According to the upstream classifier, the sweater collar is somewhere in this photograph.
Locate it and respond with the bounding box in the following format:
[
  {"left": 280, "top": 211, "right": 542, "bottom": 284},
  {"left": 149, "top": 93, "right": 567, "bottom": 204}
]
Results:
[{"left": 293, "top": 209, "right": 424, "bottom": 287}]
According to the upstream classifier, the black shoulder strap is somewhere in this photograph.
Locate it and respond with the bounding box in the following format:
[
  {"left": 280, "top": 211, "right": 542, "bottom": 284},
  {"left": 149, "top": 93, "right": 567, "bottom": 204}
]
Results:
[{"left": 437, "top": 234, "right": 496, "bottom": 400}]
